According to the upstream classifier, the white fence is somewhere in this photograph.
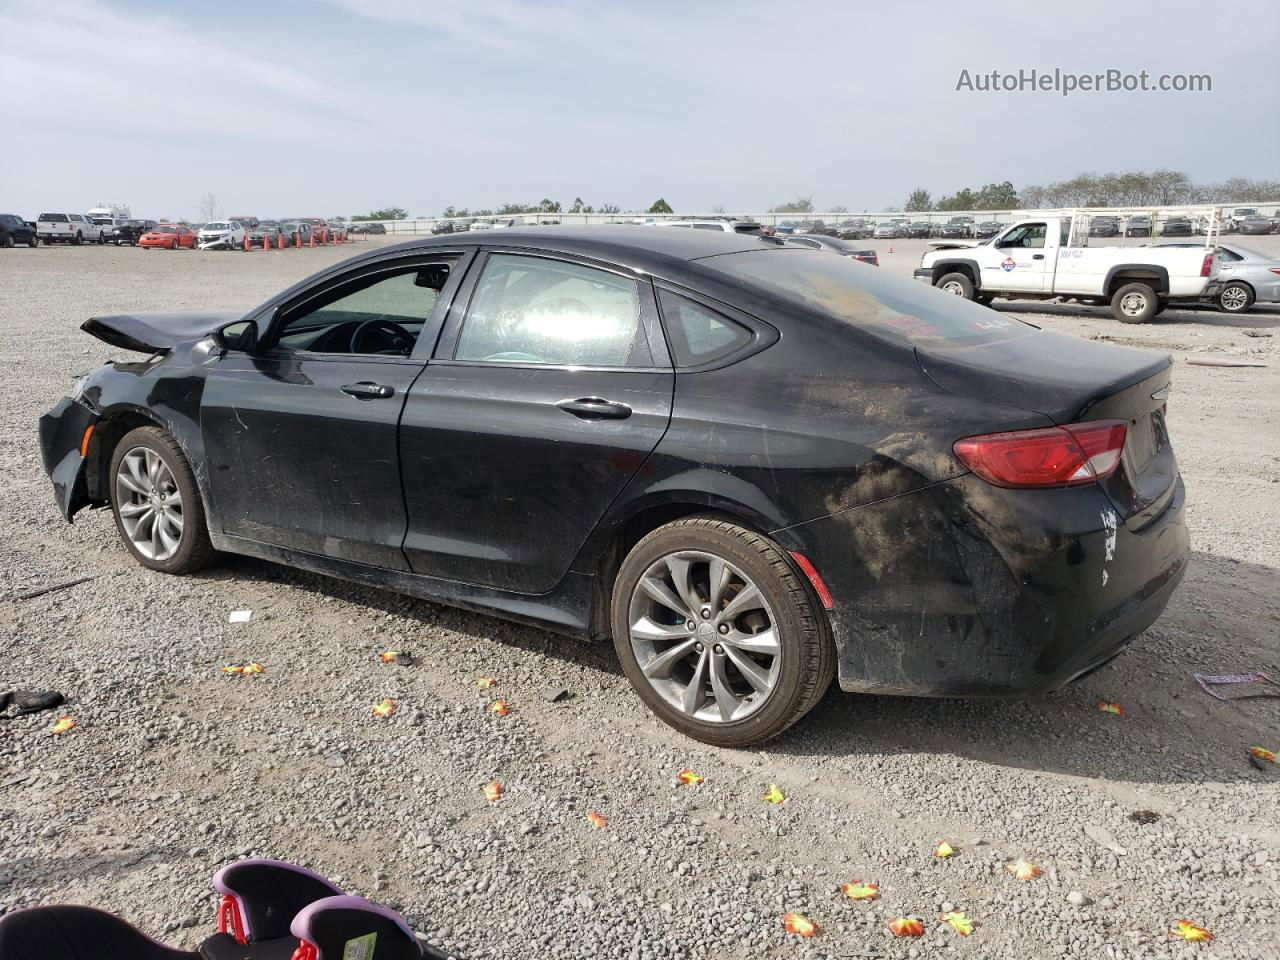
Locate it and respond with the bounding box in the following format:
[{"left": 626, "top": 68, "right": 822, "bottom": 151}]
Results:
[{"left": 363, "top": 202, "right": 1280, "bottom": 235}]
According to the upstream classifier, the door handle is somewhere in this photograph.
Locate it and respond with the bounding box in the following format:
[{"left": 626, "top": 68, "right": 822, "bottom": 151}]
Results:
[
  {"left": 556, "top": 397, "right": 632, "bottom": 420},
  {"left": 1032, "top": 253, "right": 1045, "bottom": 260},
  {"left": 341, "top": 381, "right": 395, "bottom": 400}
]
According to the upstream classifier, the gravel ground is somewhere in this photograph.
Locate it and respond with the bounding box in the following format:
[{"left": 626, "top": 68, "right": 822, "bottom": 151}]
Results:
[{"left": 1, "top": 240, "right": 1278, "bottom": 960}]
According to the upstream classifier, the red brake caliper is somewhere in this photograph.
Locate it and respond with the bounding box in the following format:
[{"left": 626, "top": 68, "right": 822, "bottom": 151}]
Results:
[{"left": 216, "top": 894, "right": 247, "bottom": 945}]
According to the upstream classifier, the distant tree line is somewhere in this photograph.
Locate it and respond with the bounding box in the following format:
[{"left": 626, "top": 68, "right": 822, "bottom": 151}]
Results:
[{"left": 903, "top": 171, "right": 1280, "bottom": 213}]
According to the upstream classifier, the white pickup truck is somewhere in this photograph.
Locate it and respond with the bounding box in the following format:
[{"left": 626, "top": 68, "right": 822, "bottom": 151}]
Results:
[
  {"left": 914, "top": 211, "right": 1223, "bottom": 322},
  {"left": 36, "top": 213, "right": 107, "bottom": 245}
]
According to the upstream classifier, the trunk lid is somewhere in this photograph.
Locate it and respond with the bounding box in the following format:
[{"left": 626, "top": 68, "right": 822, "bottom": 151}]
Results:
[
  {"left": 82, "top": 311, "right": 242, "bottom": 354},
  {"left": 916, "top": 329, "right": 1176, "bottom": 521}
]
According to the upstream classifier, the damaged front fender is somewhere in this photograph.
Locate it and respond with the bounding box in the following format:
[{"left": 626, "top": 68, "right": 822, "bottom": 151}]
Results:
[{"left": 38, "top": 396, "right": 100, "bottom": 521}]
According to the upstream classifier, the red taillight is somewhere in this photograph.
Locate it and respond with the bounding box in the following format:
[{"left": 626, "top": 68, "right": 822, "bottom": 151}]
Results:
[
  {"left": 1200, "top": 252, "right": 1214, "bottom": 277},
  {"left": 953, "top": 420, "right": 1127, "bottom": 489}
]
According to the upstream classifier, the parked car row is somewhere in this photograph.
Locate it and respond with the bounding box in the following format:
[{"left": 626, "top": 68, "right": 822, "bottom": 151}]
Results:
[
  {"left": 431, "top": 216, "right": 562, "bottom": 234},
  {"left": 10, "top": 210, "right": 370, "bottom": 251}
]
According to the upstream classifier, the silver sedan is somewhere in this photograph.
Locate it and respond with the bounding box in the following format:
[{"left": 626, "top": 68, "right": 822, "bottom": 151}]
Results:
[{"left": 1158, "top": 243, "right": 1280, "bottom": 314}]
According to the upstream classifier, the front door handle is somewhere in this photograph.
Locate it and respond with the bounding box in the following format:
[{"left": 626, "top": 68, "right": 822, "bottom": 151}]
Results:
[
  {"left": 556, "top": 397, "right": 632, "bottom": 420},
  {"left": 1032, "top": 253, "right": 1045, "bottom": 260},
  {"left": 341, "top": 382, "right": 395, "bottom": 400}
]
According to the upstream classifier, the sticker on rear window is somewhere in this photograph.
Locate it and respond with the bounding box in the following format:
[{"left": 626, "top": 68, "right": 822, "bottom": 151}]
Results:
[{"left": 342, "top": 933, "right": 377, "bottom": 960}]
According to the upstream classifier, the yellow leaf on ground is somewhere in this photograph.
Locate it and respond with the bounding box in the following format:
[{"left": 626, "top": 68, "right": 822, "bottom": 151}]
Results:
[
  {"left": 934, "top": 840, "right": 956, "bottom": 858},
  {"left": 762, "top": 784, "right": 785, "bottom": 805},
  {"left": 488, "top": 700, "right": 510, "bottom": 716},
  {"left": 372, "top": 698, "right": 396, "bottom": 718},
  {"left": 1098, "top": 701, "right": 1124, "bottom": 716},
  {"left": 483, "top": 781, "right": 502, "bottom": 803},
  {"left": 476, "top": 677, "right": 497, "bottom": 688},
  {"left": 1169, "top": 920, "right": 1212, "bottom": 942},
  {"left": 942, "top": 911, "right": 973, "bottom": 935},
  {"left": 840, "top": 882, "right": 879, "bottom": 901},
  {"left": 782, "top": 913, "right": 816, "bottom": 938},
  {"left": 677, "top": 769, "right": 704, "bottom": 786},
  {"left": 1249, "top": 746, "right": 1275, "bottom": 764},
  {"left": 1005, "top": 859, "right": 1042, "bottom": 880},
  {"left": 49, "top": 716, "right": 76, "bottom": 735},
  {"left": 888, "top": 917, "right": 924, "bottom": 937},
  {"left": 587, "top": 811, "right": 607, "bottom": 829}
]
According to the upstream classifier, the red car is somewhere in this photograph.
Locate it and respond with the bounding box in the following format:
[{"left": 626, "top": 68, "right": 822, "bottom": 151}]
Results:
[{"left": 139, "top": 224, "right": 196, "bottom": 250}]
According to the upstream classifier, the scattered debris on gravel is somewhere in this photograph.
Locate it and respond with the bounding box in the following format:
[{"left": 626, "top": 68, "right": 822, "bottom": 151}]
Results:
[{"left": 2, "top": 245, "right": 1278, "bottom": 959}]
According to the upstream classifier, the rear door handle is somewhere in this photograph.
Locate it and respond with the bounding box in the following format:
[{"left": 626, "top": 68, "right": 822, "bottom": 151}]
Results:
[
  {"left": 1032, "top": 253, "right": 1045, "bottom": 260},
  {"left": 341, "top": 381, "right": 395, "bottom": 399},
  {"left": 556, "top": 397, "right": 632, "bottom": 420}
]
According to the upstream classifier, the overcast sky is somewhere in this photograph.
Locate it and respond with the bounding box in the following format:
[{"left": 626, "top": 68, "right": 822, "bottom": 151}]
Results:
[{"left": 1, "top": 0, "right": 1276, "bottom": 219}]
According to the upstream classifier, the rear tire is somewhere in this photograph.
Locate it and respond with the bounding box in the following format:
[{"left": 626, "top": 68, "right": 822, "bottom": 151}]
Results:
[
  {"left": 936, "top": 272, "right": 975, "bottom": 300},
  {"left": 1217, "top": 282, "right": 1254, "bottom": 314},
  {"left": 3, "top": 235, "right": 13, "bottom": 248},
  {"left": 108, "top": 426, "right": 217, "bottom": 575},
  {"left": 1111, "top": 282, "right": 1159, "bottom": 323},
  {"left": 610, "top": 516, "right": 834, "bottom": 748}
]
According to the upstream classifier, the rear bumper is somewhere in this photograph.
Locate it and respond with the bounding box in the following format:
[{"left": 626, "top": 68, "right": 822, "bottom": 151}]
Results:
[
  {"left": 778, "top": 473, "right": 1189, "bottom": 697},
  {"left": 38, "top": 396, "right": 99, "bottom": 521}
]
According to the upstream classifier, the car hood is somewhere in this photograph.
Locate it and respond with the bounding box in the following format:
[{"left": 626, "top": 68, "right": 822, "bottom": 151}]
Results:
[
  {"left": 82, "top": 311, "right": 242, "bottom": 353},
  {"left": 926, "top": 239, "right": 979, "bottom": 250}
]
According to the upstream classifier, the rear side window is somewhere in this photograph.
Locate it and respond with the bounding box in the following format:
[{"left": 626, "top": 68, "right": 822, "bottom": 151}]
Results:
[
  {"left": 455, "top": 254, "right": 651, "bottom": 367},
  {"left": 657, "top": 290, "right": 752, "bottom": 366},
  {"left": 708, "top": 249, "right": 1034, "bottom": 346}
]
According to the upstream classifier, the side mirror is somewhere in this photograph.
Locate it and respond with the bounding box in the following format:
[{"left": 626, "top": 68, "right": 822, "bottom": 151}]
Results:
[{"left": 214, "top": 320, "right": 258, "bottom": 353}]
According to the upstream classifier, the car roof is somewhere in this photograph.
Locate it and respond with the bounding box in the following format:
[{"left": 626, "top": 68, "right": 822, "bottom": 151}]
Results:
[{"left": 369, "top": 225, "right": 777, "bottom": 265}]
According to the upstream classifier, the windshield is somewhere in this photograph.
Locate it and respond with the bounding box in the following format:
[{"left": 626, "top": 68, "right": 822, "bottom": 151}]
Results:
[
  {"left": 203, "top": 222, "right": 231, "bottom": 230},
  {"left": 707, "top": 249, "right": 1033, "bottom": 347},
  {"left": 152, "top": 225, "right": 176, "bottom": 233}
]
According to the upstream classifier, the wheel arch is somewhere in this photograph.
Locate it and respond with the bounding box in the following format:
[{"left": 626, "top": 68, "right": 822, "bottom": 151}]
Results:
[
  {"left": 576, "top": 493, "right": 784, "bottom": 640},
  {"left": 1104, "top": 264, "right": 1170, "bottom": 297},
  {"left": 929, "top": 258, "right": 982, "bottom": 289},
  {"left": 83, "top": 405, "right": 169, "bottom": 502}
]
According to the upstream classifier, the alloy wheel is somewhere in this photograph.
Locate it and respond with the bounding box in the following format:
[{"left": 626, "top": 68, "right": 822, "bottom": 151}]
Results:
[
  {"left": 941, "top": 280, "right": 965, "bottom": 295},
  {"left": 628, "top": 550, "right": 781, "bottom": 723},
  {"left": 1220, "top": 286, "right": 1249, "bottom": 311},
  {"left": 115, "top": 446, "right": 184, "bottom": 561}
]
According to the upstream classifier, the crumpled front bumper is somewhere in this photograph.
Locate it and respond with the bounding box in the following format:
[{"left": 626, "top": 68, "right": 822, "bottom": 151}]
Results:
[{"left": 38, "top": 396, "right": 99, "bottom": 521}]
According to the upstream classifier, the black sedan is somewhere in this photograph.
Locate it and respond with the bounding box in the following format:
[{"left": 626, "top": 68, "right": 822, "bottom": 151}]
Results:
[
  {"left": 108, "top": 219, "right": 156, "bottom": 246},
  {"left": 1126, "top": 216, "right": 1151, "bottom": 237},
  {"left": 907, "top": 222, "right": 933, "bottom": 239},
  {"left": 39, "top": 228, "right": 1188, "bottom": 746},
  {"left": 1089, "top": 217, "right": 1120, "bottom": 238},
  {"left": 1161, "top": 217, "right": 1194, "bottom": 237},
  {"left": 0, "top": 213, "right": 38, "bottom": 247}
]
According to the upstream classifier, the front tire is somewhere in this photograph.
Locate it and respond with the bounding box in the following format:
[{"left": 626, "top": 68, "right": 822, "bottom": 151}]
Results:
[
  {"left": 109, "top": 426, "right": 217, "bottom": 574},
  {"left": 936, "top": 272, "right": 975, "bottom": 300},
  {"left": 610, "top": 516, "right": 834, "bottom": 748},
  {"left": 1112, "top": 282, "right": 1159, "bottom": 323},
  {"left": 1217, "top": 282, "right": 1254, "bottom": 314}
]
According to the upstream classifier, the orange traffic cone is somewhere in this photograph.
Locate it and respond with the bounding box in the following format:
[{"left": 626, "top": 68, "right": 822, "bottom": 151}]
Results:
[
  {"left": 243, "top": 231, "right": 251, "bottom": 252},
  {"left": 309, "top": 229, "right": 315, "bottom": 248},
  {"left": 887, "top": 242, "right": 894, "bottom": 254}
]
